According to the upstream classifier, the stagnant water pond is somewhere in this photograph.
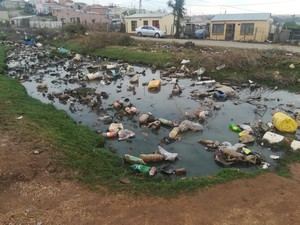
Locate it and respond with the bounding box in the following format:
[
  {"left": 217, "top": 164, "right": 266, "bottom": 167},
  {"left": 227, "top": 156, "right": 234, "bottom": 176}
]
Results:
[{"left": 5, "top": 44, "right": 300, "bottom": 177}]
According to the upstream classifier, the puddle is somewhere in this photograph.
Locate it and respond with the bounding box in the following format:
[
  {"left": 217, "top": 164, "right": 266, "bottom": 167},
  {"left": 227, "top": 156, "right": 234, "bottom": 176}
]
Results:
[{"left": 5, "top": 45, "right": 300, "bottom": 177}]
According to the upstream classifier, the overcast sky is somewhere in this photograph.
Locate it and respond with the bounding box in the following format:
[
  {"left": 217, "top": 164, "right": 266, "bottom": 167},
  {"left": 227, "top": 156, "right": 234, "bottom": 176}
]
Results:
[{"left": 74, "top": 0, "right": 300, "bottom": 15}]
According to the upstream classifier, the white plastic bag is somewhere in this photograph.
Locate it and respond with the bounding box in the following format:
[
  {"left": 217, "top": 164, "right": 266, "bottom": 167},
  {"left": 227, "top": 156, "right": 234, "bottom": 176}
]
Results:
[
  {"left": 118, "top": 129, "right": 135, "bottom": 141},
  {"left": 178, "top": 120, "right": 203, "bottom": 132},
  {"left": 157, "top": 146, "right": 178, "bottom": 161}
]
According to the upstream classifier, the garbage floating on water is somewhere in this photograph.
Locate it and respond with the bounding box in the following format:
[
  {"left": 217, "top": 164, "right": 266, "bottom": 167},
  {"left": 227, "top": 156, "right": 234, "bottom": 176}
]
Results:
[
  {"left": 140, "top": 153, "right": 165, "bottom": 163},
  {"left": 157, "top": 146, "right": 179, "bottom": 161},
  {"left": 262, "top": 131, "right": 300, "bottom": 151},
  {"left": 214, "top": 90, "right": 228, "bottom": 101},
  {"left": 118, "top": 129, "right": 135, "bottom": 141},
  {"left": 272, "top": 112, "right": 298, "bottom": 133},
  {"left": 148, "top": 79, "right": 161, "bottom": 91},
  {"left": 124, "top": 154, "right": 146, "bottom": 165},
  {"left": 5, "top": 41, "right": 300, "bottom": 178}
]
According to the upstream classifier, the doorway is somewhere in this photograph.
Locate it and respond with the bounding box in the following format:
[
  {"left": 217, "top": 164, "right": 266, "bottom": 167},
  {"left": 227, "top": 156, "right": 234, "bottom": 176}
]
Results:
[{"left": 225, "top": 23, "right": 235, "bottom": 41}]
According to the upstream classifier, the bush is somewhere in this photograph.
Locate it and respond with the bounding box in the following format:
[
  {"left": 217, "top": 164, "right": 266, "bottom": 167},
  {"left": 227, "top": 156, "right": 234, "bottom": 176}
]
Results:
[
  {"left": 63, "top": 24, "right": 87, "bottom": 36},
  {"left": 117, "top": 34, "right": 134, "bottom": 46},
  {"left": 81, "top": 32, "right": 134, "bottom": 53},
  {"left": 0, "top": 33, "right": 8, "bottom": 41}
]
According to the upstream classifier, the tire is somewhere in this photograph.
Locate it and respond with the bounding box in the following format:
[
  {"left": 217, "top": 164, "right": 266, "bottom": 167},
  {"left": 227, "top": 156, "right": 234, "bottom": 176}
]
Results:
[
  {"left": 155, "top": 33, "right": 160, "bottom": 38},
  {"left": 137, "top": 32, "right": 142, "bottom": 37}
]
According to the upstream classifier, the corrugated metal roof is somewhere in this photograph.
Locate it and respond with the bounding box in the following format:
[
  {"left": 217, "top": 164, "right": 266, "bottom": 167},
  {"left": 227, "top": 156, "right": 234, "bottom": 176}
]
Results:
[
  {"left": 125, "top": 13, "right": 170, "bottom": 19},
  {"left": 211, "top": 13, "right": 271, "bottom": 22}
]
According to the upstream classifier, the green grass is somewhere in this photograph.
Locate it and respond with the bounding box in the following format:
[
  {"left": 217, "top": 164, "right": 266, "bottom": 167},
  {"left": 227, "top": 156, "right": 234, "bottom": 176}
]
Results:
[{"left": 91, "top": 47, "right": 173, "bottom": 67}]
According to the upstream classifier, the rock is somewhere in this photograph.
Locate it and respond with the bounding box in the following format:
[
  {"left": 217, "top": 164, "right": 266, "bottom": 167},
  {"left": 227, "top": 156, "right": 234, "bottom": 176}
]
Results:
[
  {"left": 33, "top": 150, "right": 40, "bottom": 154},
  {"left": 119, "top": 178, "right": 130, "bottom": 184}
]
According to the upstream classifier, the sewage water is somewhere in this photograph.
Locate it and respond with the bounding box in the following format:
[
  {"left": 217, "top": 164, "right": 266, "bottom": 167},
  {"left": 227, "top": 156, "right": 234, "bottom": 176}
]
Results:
[{"left": 5, "top": 46, "right": 300, "bottom": 177}]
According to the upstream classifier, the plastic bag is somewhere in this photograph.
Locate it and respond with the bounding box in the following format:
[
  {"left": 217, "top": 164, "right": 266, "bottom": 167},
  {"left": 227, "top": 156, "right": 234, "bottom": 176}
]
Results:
[
  {"left": 178, "top": 120, "right": 203, "bottom": 132},
  {"left": 272, "top": 112, "right": 297, "bottom": 133},
  {"left": 124, "top": 154, "right": 146, "bottom": 165},
  {"left": 109, "top": 123, "right": 124, "bottom": 132},
  {"left": 238, "top": 124, "right": 254, "bottom": 133},
  {"left": 118, "top": 129, "right": 135, "bottom": 141},
  {"left": 157, "top": 146, "right": 179, "bottom": 161}
]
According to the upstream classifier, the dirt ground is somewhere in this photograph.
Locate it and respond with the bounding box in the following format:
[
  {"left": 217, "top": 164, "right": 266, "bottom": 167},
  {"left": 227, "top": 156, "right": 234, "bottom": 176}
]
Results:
[{"left": 1, "top": 129, "right": 300, "bottom": 225}]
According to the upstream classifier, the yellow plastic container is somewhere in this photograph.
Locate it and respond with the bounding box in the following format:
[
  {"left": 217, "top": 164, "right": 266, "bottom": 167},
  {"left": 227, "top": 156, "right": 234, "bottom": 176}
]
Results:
[
  {"left": 272, "top": 112, "right": 297, "bottom": 133},
  {"left": 148, "top": 79, "right": 161, "bottom": 90}
]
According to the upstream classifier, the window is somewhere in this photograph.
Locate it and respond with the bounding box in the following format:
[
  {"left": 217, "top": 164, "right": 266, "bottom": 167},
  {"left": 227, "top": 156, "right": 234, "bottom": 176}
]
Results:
[
  {"left": 76, "top": 17, "right": 80, "bottom": 24},
  {"left": 212, "top": 24, "right": 224, "bottom": 34},
  {"left": 143, "top": 20, "right": 148, "bottom": 25},
  {"left": 131, "top": 21, "right": 137, "bottom": 31},
  {"left": 240, "top": 23, "right": 254, "bottom": 35},
  {"left": 152, "top": 20, "right": 159, "bottom": 29}
]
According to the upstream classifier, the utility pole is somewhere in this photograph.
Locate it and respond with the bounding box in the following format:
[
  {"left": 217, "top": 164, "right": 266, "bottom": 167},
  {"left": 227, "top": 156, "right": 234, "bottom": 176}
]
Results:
[{"left": 139, "top": 0, "right": 142, "bottom": 13}]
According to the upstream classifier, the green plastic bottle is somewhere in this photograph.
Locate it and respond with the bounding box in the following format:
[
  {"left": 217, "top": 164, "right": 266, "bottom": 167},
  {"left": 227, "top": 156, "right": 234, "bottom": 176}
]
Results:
[
  {"left": 129, "top": 164, "right": 151, "bottom": 174},
  {"left": 229, "top": 123, "right": 242, "bottom": 132}
]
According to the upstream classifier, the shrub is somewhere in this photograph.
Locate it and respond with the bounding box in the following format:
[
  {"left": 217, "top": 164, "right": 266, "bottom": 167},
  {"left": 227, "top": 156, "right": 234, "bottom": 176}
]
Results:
[
  {"left": 0, "top": 33, "right": 8, "bottom": 40},
  {"left": 117, "top": 34, "right": 134, "bottom": 46},
  {"left": 63, "top": 24, "right": 87, "bottom": 36},
  {"left": 81, "top": 32, "right": 134, "bottom": 53}
]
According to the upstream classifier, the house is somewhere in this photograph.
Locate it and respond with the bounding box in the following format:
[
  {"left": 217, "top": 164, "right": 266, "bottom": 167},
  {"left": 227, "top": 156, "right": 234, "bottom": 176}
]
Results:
[
  {"left": 125, "top": 13, "right": 174, "bottom": 36},
  {"left": 52, "top": 7, "right": 111, "bottom": 30},
  {"left": 85, "top": 4, "right": 108, "bottom": 16},
  {"left": 35, "top": 2, "right": 61, "bottom": 15},
  {"left": 0, "top": 0, "right": 26, "bottom": 9},
  {"left": 210, "top": 13, "right": 272, "bottom": 42}
]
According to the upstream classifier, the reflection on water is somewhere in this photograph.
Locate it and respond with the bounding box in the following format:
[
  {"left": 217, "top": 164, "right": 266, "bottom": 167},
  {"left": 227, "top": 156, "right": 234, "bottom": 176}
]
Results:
[{"left": 6, "top": 47, "right": 300, "bottom": 177}]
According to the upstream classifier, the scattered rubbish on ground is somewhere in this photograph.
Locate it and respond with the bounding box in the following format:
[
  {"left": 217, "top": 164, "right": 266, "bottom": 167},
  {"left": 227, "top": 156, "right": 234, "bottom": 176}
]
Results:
[{"left": 3, "top": 40, "right": 300, "bottom": 178}]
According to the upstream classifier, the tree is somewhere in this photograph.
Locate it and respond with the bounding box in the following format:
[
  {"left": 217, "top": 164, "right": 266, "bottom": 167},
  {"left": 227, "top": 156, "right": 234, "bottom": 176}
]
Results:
[{"left": 168, "top": 0, "right": 186, "bottom": 38}]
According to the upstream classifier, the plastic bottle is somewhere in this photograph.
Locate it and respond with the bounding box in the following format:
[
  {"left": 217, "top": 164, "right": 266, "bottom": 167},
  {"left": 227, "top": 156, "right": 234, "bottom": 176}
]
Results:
[
  {"left": 149, "top": 167, "right": 157, "bottom": 176},
  {"left": 102, "top": 131, "right": 118, "bottom": 138},
  {"left": 229, "top": 123, "right": 242, "bottom": 132},
  {"left": 238, "top": 130, "right": 250, "bottom": 137},
  {"left": 129, "top": 164, "right": 151, "bottom": 174}
]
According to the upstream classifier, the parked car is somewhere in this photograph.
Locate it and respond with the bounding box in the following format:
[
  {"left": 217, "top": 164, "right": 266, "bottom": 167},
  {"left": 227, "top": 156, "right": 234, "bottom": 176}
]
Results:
[
  {"left": 135, "top": 25, "right": 166, "bottom": 38},
  {"left": 195, "top": 29, "right": 209, "bottom": 39}
]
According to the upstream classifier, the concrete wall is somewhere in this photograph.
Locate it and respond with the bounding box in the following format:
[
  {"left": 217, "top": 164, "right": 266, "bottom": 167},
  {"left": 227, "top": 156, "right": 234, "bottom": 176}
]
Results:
[
  {"left": 125, "top": 14, "right": 174, "bottom": 36},
  {"left": 30, "top": 20, "right": 62, "bottom": 28},
  {"left": 210, "top": 20, "right": 271, "bottom": 42}
]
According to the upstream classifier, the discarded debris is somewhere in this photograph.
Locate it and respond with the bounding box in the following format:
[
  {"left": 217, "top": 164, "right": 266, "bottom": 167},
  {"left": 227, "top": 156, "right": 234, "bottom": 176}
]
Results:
[{"left": 272, "top": 112, "right": 298, "bottom": 133}]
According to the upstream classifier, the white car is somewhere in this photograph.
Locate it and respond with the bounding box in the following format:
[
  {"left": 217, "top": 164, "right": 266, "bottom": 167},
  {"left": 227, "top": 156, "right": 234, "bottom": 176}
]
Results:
[{"left": 135, "top": 25, "right": 166, "bottom": 38}]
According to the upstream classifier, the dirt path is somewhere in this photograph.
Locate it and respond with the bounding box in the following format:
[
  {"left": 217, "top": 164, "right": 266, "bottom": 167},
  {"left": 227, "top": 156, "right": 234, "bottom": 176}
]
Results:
[
  {"left": 1, "top": 129, "right": 300, "bottom": 225},
  {"left": 133, "top": 36, "right": 300, "bottom": 53}
]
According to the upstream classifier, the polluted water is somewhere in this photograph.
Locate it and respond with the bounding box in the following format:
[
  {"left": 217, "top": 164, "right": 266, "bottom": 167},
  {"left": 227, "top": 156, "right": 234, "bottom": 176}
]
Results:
[{"left": 4, "top": 43, "right": 300, "bottom": 177}]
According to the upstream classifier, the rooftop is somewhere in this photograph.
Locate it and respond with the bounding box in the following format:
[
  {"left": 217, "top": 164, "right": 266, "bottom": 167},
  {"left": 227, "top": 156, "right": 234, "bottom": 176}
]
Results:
[
  {"left": 212, "top": 13, "right": 271, "bottom": 22},
  {"left": 125, "top": 13, "right": 170, "bottom": 19}
]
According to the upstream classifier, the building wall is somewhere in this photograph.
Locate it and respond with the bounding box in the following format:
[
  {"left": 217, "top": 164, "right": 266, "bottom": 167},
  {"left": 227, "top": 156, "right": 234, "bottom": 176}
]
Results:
[
  {"left": 125, "top": 14, "right": 174, "bottom": 35},
  {"left": 36, "top": 3, "right": 59, "bottom": 14},
  {"left": 52, "top": 8, "right": 111, "bottom": 30},
  {"left": 1, "top": 0, "right": 26, "bottom": 9},
  {"left": 30, "top": 20, "right": 62, "bottom": 28},
  {"left": 86, "top": 6, "right": 107, "bottom": 15},
  {"left": 210, "top": 20, "right": 270, "bottom": 42}
]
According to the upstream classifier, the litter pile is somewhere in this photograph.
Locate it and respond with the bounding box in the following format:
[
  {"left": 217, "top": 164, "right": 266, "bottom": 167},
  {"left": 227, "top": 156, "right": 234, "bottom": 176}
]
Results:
[{"left": 2, "top": 38, "right": 300, "bottom": 178}]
